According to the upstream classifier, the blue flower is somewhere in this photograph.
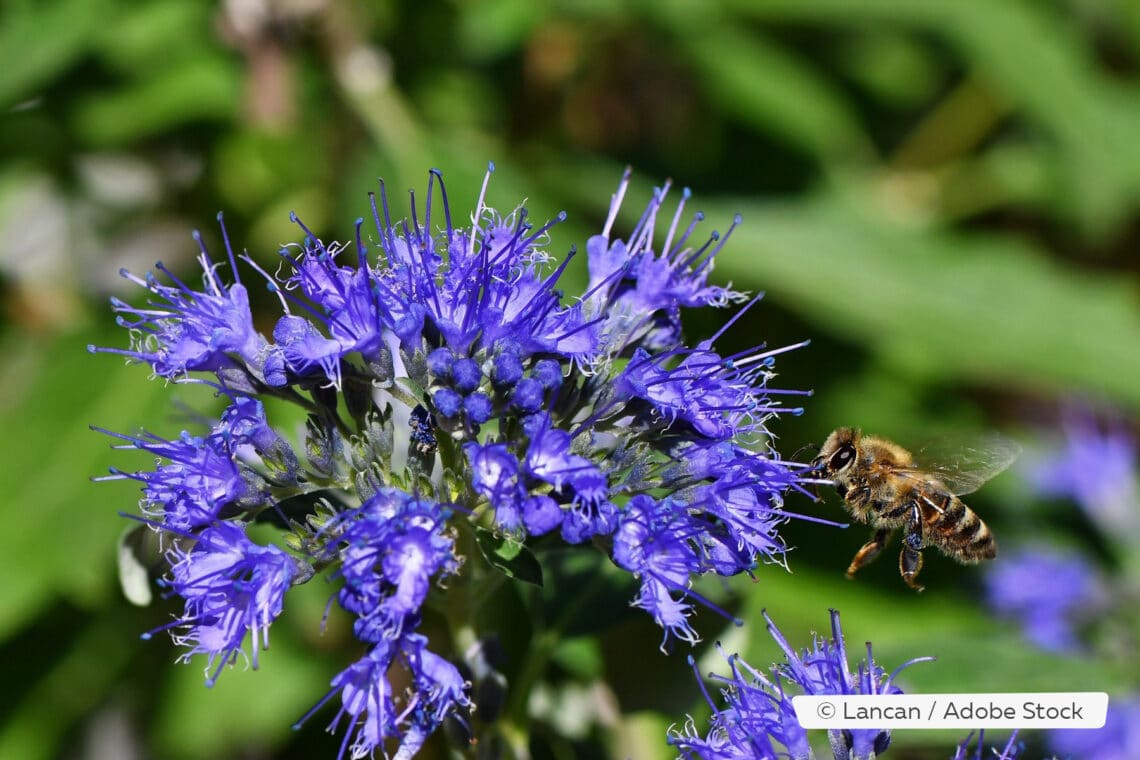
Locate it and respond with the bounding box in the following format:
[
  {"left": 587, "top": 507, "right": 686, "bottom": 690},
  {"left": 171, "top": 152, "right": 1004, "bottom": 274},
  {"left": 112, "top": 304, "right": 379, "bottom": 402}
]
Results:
[
  {"left": 272, "top": 314, "right": 349, "bottom": 389},
  {"left": 1026, "top": 408, "right": 1139, "bottom": 541},
  {"left": 145, "top": 521, "right": 298, "bottom": 686},
  {"left": 587, "top": 180, "right": 744, "bottom": 351},
  {"left": 91, "top": 222, "right": 270, "bottom": 381},
  {"left": 362, "top": 174, "right": 593, "bottom": 361},
  {"left": 331, "top": 489, "right": 460, "bottom": 644},
  {"left": 983, "top": 546, "right": 1106, "bottom": 652},
  {"left": 613, "top": 495, "right": 709, "bottom": 645},
  {"left": 1050, "top": 696, "right": 1140, "bottom": 760},
  {"left": 614, "top": 341, "right": 803, "bottom": 442},
  {"left": 94, "top": 397, "right": 281, "bottom": 530},
  {"left": 297, "top": 630, "right": 471, "bottom": 760},
  {"left": 952, "top": 730, "right": 1022, "bottom": 760},
  {"left": 284, "top": 233, "right": 385, "bottom": 357},
  {"left": 323, "top": 644, "right": 399, "bottom": 759},
  {"left": 670, "top": 610, "right": 931, "bottom": 760},
  {"left": 465, "top": 441, "right": 528, "bottom": 532},
  {"left": 96, "top": 166, "right": 814, "bottom": 756}
]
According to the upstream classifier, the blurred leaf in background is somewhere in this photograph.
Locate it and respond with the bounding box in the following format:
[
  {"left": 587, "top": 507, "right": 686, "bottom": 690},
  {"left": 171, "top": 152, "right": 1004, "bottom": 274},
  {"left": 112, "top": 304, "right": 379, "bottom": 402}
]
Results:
[{"left": 1, "top": 0, "right": 1138, "bottom": 758}]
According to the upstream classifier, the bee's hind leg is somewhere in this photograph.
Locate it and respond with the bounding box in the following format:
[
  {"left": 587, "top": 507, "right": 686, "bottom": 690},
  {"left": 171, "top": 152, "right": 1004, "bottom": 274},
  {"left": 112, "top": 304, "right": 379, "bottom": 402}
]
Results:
[
  {"left": 899, "top": 515, "right": 925, "bottom": 592},
  {"left": 846, "top": 528, "right": 891, "bottom": 579}
]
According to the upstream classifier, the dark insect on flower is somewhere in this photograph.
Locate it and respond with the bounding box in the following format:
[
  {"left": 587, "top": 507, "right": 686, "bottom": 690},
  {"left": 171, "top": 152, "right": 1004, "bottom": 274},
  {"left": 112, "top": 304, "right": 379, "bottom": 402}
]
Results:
[{"left": 408, "top": 404, "right": 438, "bottom": 455}]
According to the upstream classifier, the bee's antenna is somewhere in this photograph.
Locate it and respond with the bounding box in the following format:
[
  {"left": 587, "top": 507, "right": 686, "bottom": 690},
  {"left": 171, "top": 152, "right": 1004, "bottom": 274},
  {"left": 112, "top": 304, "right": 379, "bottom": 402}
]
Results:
[{"left": 789, "top": 442, "right": 817, "bottom": 463}]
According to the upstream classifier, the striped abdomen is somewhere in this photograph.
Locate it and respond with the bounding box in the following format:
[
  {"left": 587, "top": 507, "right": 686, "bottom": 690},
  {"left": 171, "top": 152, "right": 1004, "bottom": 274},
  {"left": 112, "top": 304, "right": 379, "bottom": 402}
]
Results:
[{"left": 920, "top": 490, "right": 996, "bottom": 563}]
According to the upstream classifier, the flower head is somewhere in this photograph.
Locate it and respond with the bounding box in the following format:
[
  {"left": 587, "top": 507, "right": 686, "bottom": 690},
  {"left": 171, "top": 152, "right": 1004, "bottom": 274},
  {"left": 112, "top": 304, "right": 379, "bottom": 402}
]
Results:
[
  {"left": 331, "top": 489, "right": 460, "bottom": 644},
  {"left": 95, "top": 166, "right": 814, "bottom": 756},
  {"left": 301, "top": 632, "right": 472, "bottom": 760},
  {"left": 669, "top": 610, "right": 931, "bottom": 760},
  {"left": 146, "top": 521, "right": 298, "bottom": 686},
  {"left": 93, "top": 396, "right": 280, "bottom": 530}
]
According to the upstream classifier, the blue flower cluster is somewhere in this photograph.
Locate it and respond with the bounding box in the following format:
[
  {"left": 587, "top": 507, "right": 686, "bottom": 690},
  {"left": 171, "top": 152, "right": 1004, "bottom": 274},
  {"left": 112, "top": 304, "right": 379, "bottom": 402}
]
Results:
[
  {"left": 984, "top": 545, "right": 1106, "bottom": 652},
  {"left": 1027, "top": 410, "right": 1138, "bottom": 534},
  {"left": 670, "top": 612, "right": 1036, "bottom": 760},
  {"left": 94, "top": 166, "right": 814, "bottom": 757},
  {"left": 989, "top": 408, "right": 1140, "bottom": 758},
  {"left": 669, "top": 610, "right": 932, "bottom": 760}
]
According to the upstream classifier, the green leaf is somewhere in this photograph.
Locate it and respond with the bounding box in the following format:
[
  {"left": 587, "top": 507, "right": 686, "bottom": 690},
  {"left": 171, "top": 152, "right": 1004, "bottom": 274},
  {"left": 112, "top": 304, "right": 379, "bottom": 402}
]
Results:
[
  {"left": 738, "top": 565, "right": 1133, "bottom": 696},
  {"left": 0, "top": 0, "right": 118, "bottom": 106},
  {"left": 713, "top": 192, "right": 1140, "bottom": 413},
  {"left": 724, "top": 0, "right": 1140, "bottom": 236},
  {"left": 834, "top": 30, "right": 945, "bottom": 108},
  {"left": 934, "top": 0, "right": 1140, "bottom": 237},
  {"left": 92, "top": 0, "right": 212, "bottom": 73},
  {"left": 73, "top": 55, "right": 240, "bottom": 146},
  {"left": 674, "top": 25, "right": 872, "bottom": 163},
  {"left": 476, "top": 528, "right": 544, "bottom": 586},
  {"left": 0, "top": 328, "right": 170, "bottom": 641},
  {"left": 152, "top": 631, "right": 331, "bottom": 759}
]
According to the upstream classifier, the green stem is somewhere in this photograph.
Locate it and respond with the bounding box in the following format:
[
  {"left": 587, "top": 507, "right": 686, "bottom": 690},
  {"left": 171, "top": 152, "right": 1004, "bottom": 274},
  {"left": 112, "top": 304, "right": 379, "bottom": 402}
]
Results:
[{"left": 504, "top": 568, "right": 610, "bottom": 727}]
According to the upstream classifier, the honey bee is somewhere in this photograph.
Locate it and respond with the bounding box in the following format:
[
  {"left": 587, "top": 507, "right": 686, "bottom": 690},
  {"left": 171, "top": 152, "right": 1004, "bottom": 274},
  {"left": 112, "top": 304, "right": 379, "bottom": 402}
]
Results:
[{"left": 815, "top": 428, "right": 1020, "bottom": 592}]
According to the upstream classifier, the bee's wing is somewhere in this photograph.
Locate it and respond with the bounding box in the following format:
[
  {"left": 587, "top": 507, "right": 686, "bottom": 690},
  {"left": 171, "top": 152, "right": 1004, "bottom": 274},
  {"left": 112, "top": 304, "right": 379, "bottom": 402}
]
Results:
[{"left": 908, "top": 433, "right": 1022, "bottom": 495}]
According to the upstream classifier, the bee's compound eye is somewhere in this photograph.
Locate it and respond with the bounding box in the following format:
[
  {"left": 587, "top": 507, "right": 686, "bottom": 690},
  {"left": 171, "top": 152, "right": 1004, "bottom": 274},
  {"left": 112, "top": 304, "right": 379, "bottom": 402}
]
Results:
[{"left": 829, "top": 444, "right": 856, "bottom": 471}]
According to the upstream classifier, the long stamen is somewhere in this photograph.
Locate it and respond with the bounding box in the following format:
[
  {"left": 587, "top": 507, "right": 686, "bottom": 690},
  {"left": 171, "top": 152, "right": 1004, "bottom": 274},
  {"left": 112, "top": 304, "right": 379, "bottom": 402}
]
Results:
[
  {"left": 468, "top": 161, "right": 495, "bottom": 258},
  {"left": 602, "top": 166, "right": 632, "bottom": 239}
]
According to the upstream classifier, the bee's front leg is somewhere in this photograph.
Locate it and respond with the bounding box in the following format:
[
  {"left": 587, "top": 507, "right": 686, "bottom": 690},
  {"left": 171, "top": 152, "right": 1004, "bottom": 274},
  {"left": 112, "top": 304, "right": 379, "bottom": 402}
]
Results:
[
  {"left": 899, "top": 506, "right": 925, "bottom": 592},
  {"left": 846, "top": 528, "right": 891, "bottom": 579}
]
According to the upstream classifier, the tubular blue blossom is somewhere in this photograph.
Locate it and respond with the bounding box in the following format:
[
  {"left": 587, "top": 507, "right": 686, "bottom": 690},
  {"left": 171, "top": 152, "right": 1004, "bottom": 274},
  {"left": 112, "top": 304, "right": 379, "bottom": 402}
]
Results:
[
  {"left": 983, "top": 546, "right": 1106, "bottom": 652},
  {"left": 313, "top": 641, "right": 400, "bottom": 760},
  {"left": 586, "top": 181, "right": 744, "bottom": 351},
  {"left": 91, "top": 224, "right": 270, "bottom": 380},
  {"left": 95, "top": 165, "right": 815, "bottom": 757},
  {"left": 331, "top": 489, "right": 460, "bottom": 644},
  {"left": 465, "top": 441, "right": 528, "bottom": 532},
  {"left": 614, "top": 340, "right": 802, "bottom": 442},
  {"left": 93, "top": 397, "right": 280, "bottom": 530},
  {"left": 146, "top": 521, "right": 298, "bottom": 686},
  {"left": 613, "top": 495, "right": 709, "bottom": 645},
  {"left": 952, "top": 730, "right": 1022, "bottom": 760},
  {"left": 300, "top": 633, "right": 472, "bottom": 760},
  {"left": 669, "top": 610, "right": 931, "bottom": 760}
]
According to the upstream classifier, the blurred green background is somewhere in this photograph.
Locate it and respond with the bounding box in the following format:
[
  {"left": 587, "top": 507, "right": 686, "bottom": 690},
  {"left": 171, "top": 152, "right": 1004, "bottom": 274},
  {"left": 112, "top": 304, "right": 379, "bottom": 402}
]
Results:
[{"left": 2, "top": 0, "right": 1139, "bottom": 758}]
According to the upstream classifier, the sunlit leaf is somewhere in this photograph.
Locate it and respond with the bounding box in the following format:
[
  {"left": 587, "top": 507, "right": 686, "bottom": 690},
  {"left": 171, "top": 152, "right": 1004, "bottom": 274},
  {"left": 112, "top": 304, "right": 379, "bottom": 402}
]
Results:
[
  {"left": 476, "top": 527, "right": 544, "bottom": 586},
  {"left": 716, "top": 192, "right": 1140, "bottom": 412},
  {"left": 118, "top": 525, "right": 156, "bottom": 606}
]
